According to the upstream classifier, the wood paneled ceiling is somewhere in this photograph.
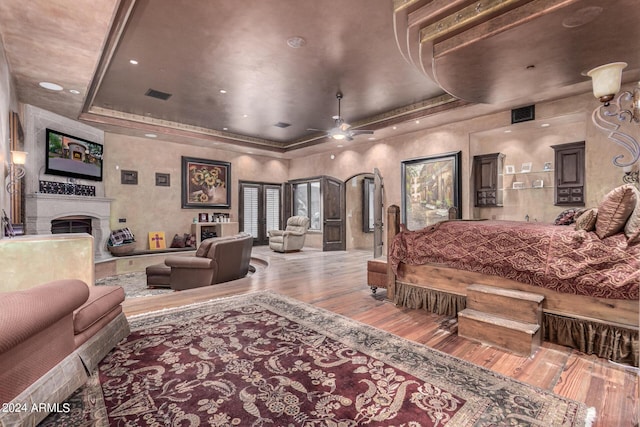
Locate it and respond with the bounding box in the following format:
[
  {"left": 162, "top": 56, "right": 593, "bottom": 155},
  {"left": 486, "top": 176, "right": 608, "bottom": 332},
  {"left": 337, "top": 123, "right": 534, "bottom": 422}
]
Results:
[{"left": 0, "top": 0, "right": 637, "bottom": 157}]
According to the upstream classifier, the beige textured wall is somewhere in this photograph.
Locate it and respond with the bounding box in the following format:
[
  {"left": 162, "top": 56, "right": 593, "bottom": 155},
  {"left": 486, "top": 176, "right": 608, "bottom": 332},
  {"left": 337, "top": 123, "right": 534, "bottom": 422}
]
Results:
[
  {"left": 287, "top": 88, "right": 635, "bottom": 240},
  {"left": 0, "top": 35, "right": 18, "bottom": 230},
  {"left": 104, "top": 133, "right": 289, "bottom": 251}
]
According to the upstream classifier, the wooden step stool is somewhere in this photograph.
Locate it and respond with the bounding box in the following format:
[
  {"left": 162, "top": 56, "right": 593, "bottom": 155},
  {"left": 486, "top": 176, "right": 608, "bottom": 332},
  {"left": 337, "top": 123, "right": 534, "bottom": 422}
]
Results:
[{"left": 458, "top": 284, "right": 544, "bottom": 356}]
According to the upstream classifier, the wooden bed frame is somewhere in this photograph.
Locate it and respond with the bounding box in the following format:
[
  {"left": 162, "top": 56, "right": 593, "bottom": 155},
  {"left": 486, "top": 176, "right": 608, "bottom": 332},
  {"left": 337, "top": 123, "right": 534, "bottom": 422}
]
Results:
[{"left": 385, "top": 205, "right": 639, "bottom": 363}]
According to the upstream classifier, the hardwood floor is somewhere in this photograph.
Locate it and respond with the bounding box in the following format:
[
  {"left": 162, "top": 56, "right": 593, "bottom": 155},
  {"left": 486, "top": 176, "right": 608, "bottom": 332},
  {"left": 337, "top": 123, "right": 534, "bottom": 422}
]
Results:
[{"left": 121, "top": 246, "right": 639, "bottom": 427}]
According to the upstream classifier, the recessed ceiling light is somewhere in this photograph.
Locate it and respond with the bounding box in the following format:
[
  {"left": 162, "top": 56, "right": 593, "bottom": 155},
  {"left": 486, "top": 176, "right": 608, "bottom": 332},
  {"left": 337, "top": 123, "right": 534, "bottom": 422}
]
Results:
[
  {"left": 144, "top": 133, "right": 157, "bottom": 138},
  {"left": 504, "top": 130, "right": 512, "bottom": 133},
  {"left": 415, "top": 120, "right": 420, "bottom": 124},
  {"left": 337, "top": 144, "right": 344, "bottom": 148},
  {"left": 541, "top": 123, "right": 550, "bottom": 127},
  {"left": 223, "top": 127, "right": 228, "bottom": 131},
  {"left": 243, "top": 114, "right": 248, "bottom": 118},
  {"left": 368, "top": 137, "right": 376, "bottom": 141},
  {"left": 219, "top": 89, "right": 227, "bottom": 94},
  {"left": 129, "top": 59, "right": 138, "bottom": 65},
  {"left": 39, "top": 82, "right": 63, "bottom": 91},
  {"left": 392, "top": 126, "right": 397, "bottom": 130},
  {"left": 69, "top": 89, "right": 80, "bottom": 95},
  {"left": 247, "top": 151, "right": 253, "bottom": 154},
  {"left": 287, "top": 36, "right": 307, "bottom": 48},
  {"left": 330, "top": 154, "right": 335, "bottom": 160}
]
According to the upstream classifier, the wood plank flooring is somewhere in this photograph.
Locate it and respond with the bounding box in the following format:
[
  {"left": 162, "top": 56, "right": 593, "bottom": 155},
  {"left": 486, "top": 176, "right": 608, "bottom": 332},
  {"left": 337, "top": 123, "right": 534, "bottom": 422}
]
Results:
[{"left": 121, "top": 246, "right": 639, "bottom": 427}]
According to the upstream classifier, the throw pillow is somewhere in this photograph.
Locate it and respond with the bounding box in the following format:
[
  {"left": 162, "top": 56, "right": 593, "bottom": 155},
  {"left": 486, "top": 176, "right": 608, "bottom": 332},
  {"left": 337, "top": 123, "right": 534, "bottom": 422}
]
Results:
[
  {"left": 623, "top": 186, "right": 640, "bottom": 244},
  {"left": 574, "top": 208, "right": 598, "bottom": 232},
  {"left": 554, "top": 208, "right": 578, "bottom": 225},
  {"left": 170, "top": 233, "right": 186, "bottom": 248},
  {"left": 595, "top": 184, "right": 637, "bottom": 239}
]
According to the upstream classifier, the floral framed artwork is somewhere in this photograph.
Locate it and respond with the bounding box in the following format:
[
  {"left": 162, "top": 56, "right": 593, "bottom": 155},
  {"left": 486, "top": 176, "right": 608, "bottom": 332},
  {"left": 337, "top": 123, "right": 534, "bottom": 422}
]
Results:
[
  {"left": 401, "top": 151, "right": 461, "bottom": 230},
  {"left": 181, "top": 156, "right": 231, "bottom": 209}
]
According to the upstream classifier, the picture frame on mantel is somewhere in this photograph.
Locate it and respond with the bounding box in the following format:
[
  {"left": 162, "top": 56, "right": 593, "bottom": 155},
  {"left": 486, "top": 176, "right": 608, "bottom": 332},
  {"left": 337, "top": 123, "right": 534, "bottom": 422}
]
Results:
[
  {"left": 181, "top": 156, "right": 231, "bottom": 209},
  {"left": 401, "top": 151, "right": 461, "bottom": 231}
]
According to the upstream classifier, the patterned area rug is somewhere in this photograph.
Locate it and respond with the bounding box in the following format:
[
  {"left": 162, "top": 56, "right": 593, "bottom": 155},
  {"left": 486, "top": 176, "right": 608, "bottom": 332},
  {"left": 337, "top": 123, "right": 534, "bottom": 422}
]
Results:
[
  {"left": 40, "top": 292, "right": 595, "bottom": 426},
  {"left": 96, "top": 272, "right": 172, "bottom": 298}
]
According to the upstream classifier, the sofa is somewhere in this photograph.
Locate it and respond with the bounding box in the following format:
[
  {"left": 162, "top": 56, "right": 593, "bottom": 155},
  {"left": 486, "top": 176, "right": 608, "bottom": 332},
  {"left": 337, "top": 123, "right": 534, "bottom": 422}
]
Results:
[
  {"left": 0, "top": 279, "right": 129, "bottom": 426},
  {"left": 147, "top": 233, "right": 253, "bottom": 291}
]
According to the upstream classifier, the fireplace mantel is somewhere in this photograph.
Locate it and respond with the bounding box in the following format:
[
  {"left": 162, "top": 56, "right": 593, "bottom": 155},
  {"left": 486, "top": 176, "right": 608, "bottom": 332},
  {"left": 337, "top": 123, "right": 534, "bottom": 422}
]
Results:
[{"left": 25, "top": 193, "right": 113, "bottom": 260}]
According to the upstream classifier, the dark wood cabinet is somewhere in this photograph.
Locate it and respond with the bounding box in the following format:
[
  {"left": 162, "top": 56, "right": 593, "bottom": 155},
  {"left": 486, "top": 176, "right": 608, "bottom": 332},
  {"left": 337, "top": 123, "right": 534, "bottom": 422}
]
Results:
[
  {"left": 474, "top": 153, "right": 504, "bottom": 207},
  {"left": 552, "top": 142, "right": 585, "bottom": 206}
]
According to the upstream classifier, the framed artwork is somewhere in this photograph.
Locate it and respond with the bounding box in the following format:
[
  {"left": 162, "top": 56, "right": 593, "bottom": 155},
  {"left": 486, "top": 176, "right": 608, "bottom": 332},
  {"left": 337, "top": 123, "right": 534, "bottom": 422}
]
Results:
[
  {"left": 520, "top": 162, "right": 532, "bottom": 173},
  {"left": 505, "top": 165, "right": 516, "bottom": 174},
  {"left": 401, "top": 151, "right": 461, "bottom": 230},
  {"left": 543, "top": 162, "right": 552, "bottom": 171},
  {"left": 148, "top": 231, "right": 166, "bottom": 250},
  {"left": 121, "top": 170, "right": 138, "bottom": 185},
  {"left": 155, "top": 172, "right": 170, "bottom": 187},
  {"left": 182, "top": 156, "right": 231, "bottom": 209}
]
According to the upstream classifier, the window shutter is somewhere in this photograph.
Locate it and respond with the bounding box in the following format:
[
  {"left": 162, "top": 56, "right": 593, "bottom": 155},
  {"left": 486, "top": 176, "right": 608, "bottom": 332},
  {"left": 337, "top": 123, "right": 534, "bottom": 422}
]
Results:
[
  {"left": 265, "top": 187, "right": 280, "bottom": 231},
  {"left": 243, "top": 187, "right": 259, "bottom": 237}
]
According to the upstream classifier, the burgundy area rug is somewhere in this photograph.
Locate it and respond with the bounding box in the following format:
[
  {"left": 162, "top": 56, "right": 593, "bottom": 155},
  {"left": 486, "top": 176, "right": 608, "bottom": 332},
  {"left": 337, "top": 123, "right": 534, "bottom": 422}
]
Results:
[{"left": 41, "top": 291, "right": 594, "bottom": 426}]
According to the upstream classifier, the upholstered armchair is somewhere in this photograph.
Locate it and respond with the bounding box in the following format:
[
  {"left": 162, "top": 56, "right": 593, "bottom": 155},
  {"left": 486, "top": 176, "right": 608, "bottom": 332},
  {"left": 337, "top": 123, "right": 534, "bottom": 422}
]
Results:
[
  {"left": 268, "top": 216, "right": 310, "bottom": 252},
  {"left": 164, "top": 233, "right": 253, "bottom": 291}
]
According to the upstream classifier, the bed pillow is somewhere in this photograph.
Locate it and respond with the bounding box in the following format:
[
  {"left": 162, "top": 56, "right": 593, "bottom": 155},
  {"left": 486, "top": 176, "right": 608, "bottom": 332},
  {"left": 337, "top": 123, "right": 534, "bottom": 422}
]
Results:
[
  {"left": 623, "top": 186, "right": 640, "bottom": 243},
  {"left": 595, "top": 184, "right": 637, "bottom": 239},
  {"left": 574, "top": 208, "right": 597, "bottom": 231}
]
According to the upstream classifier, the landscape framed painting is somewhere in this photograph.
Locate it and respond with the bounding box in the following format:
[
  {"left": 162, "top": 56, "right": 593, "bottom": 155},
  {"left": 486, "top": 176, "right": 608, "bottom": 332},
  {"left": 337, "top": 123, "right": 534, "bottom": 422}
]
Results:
[
  {"left": 401, "top": 151, "right": 461, "bottom": 230},
  {"left": 181, "top": 156, "right": 231, "bottom": 209}
]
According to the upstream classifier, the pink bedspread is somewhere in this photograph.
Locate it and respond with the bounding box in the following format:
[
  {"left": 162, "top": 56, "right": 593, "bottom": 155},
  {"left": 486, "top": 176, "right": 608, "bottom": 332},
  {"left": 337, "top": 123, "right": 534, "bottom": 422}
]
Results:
[{"left": 389, "top": 220, "right": 639, "bottom": 300}]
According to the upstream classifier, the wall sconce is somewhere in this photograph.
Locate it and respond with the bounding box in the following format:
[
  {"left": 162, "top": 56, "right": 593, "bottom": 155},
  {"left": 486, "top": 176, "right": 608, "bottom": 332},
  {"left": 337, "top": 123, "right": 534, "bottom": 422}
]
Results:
[
  {"left": 623, "top": 165, "right": 639, "bottom": 184},
  {"left": 586, "top": 62, "right": 639, "bottom": 167},
  {"left": 6, "top": 150, "right": 28, "bottom": 194}
]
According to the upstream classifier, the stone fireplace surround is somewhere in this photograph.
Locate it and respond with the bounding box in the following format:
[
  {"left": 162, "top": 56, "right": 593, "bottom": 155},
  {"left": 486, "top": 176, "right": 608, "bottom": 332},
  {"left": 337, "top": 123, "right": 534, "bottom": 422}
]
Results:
[{"left": 25, "top": 193, "right": 112, "bottom": 260}]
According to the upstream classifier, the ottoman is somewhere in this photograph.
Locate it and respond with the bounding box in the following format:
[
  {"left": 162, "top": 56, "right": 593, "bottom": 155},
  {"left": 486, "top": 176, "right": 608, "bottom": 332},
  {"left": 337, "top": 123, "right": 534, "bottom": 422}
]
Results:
[{"left": 146, "top": 263, "right": 171, "bottom": 288}]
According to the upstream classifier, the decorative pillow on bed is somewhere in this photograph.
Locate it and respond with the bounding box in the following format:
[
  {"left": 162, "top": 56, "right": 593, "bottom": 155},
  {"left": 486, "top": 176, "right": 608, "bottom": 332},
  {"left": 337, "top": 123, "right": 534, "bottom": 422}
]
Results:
[
  {"left": 595, "top": 184, "right": 637, "bottom": 239},
  {"left": 623, "top": 185, "right": 640, "bottom": 244},
  {"left": 574, "top": 208, "right": 597, "bottom": 231},
  {"left": 554, "top": 208, "right": 579, "bottom": 225}
]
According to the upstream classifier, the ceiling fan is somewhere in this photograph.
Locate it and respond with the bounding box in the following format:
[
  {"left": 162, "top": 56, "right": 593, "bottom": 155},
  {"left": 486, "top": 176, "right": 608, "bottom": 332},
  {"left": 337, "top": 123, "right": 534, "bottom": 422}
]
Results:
[{"left": 309, "top": 92, "right": 374, "bottom": 141}]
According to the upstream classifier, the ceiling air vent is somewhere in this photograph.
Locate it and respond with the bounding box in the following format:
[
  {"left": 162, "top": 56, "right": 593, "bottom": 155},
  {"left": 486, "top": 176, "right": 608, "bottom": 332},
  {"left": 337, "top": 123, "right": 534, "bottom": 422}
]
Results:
[
  {"left": 145, "top": 88, "right": 172, "bottom": 101},
  {"left": 274, "top": 122, "right": 291, "bottom": 128},
  {"left": 511, "top": 105, "right": 535, "bottom": 124}
]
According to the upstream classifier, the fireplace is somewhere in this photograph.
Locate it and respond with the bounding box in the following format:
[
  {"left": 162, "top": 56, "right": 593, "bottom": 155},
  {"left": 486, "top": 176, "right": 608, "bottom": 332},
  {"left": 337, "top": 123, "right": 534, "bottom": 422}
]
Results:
[{"left": 25, "top": 193, "right": 112, "bottom": 259}]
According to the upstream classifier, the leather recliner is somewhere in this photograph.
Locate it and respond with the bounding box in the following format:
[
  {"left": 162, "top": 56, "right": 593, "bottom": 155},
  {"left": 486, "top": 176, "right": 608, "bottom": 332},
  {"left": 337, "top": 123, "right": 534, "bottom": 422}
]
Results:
[
  {"left": 164, "top": 233, "right": 253, "bottom": 291},
  {"left": 268, "top": 216, "right": 310, "bottom": 252}
]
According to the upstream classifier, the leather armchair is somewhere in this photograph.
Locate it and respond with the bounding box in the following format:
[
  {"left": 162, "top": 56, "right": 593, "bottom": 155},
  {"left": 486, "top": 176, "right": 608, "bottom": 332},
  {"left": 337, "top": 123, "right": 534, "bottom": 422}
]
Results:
[
  {"left": 165, "top": 233, "right": 253, "bottom": 290},
  {"left": 268, "top": 216, "right": 310, "bottom": 252}
]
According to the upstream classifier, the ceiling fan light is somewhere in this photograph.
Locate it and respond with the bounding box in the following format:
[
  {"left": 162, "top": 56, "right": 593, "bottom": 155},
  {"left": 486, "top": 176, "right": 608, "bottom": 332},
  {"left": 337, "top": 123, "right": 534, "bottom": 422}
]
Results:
[
  {"left": 587, "top": 62, "right": 627, "bottom": 102},
  {"left": 332, "top": 133, "right": 346, "bottom": 140}
]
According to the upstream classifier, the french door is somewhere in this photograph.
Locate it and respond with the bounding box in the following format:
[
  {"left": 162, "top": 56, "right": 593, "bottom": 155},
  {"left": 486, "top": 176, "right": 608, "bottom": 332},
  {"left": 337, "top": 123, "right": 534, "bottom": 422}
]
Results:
[{"left": 239, "top": 181, "right": 282, "bottom": 245}]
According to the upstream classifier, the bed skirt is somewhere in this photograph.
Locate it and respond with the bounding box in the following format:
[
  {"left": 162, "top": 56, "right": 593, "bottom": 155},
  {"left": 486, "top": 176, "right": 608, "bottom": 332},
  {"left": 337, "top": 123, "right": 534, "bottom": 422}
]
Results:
[{"left": 394, "top": 281, "right": 639, "bottom": 366}]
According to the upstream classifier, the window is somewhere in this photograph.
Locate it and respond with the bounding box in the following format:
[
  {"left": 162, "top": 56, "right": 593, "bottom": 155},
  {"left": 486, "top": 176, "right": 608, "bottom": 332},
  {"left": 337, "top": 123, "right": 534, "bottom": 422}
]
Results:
[{"left": 293, "top": 180, "right": 322, "bottom": 230}]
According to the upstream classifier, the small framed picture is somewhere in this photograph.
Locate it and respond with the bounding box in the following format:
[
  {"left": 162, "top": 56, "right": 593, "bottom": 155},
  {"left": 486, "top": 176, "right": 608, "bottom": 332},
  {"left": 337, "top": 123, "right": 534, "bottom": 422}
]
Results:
[
  {"left": 121, "top": 170, "right": 138, "bottom": 185},
  {"left": 198, "top": 213, "right": 209, "bottom": 223},
  {"left": 532, "top": 179, "right": 544, "bottom": 188},
  {"left": 520, "top": 162, "right": 532, "bottom": 173},
  {"left": 513, "top": 182, "right": 525, "bottom": 190},
  {"left": 505, "top": 165, "right": 515, "bottom": 174},
  {"left": 543, "top": 162, "right": 552, "bottom": 171},
  {"left": 155, "top": 173, "right": 170, "bottom": 187}
]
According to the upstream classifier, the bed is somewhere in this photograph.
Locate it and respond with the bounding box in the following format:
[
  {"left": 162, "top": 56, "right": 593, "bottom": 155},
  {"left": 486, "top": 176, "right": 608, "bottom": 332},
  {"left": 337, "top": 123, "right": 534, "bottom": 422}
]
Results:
[{"left": 385, "top": 185, "right": 640, "bottom": 366}]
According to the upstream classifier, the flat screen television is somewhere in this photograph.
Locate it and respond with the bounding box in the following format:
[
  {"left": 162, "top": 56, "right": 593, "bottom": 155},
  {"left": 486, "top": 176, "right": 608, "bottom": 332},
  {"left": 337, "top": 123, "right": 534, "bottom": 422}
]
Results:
[{"left": 45, "top": 128, "right": 104, "bottom": 181}]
